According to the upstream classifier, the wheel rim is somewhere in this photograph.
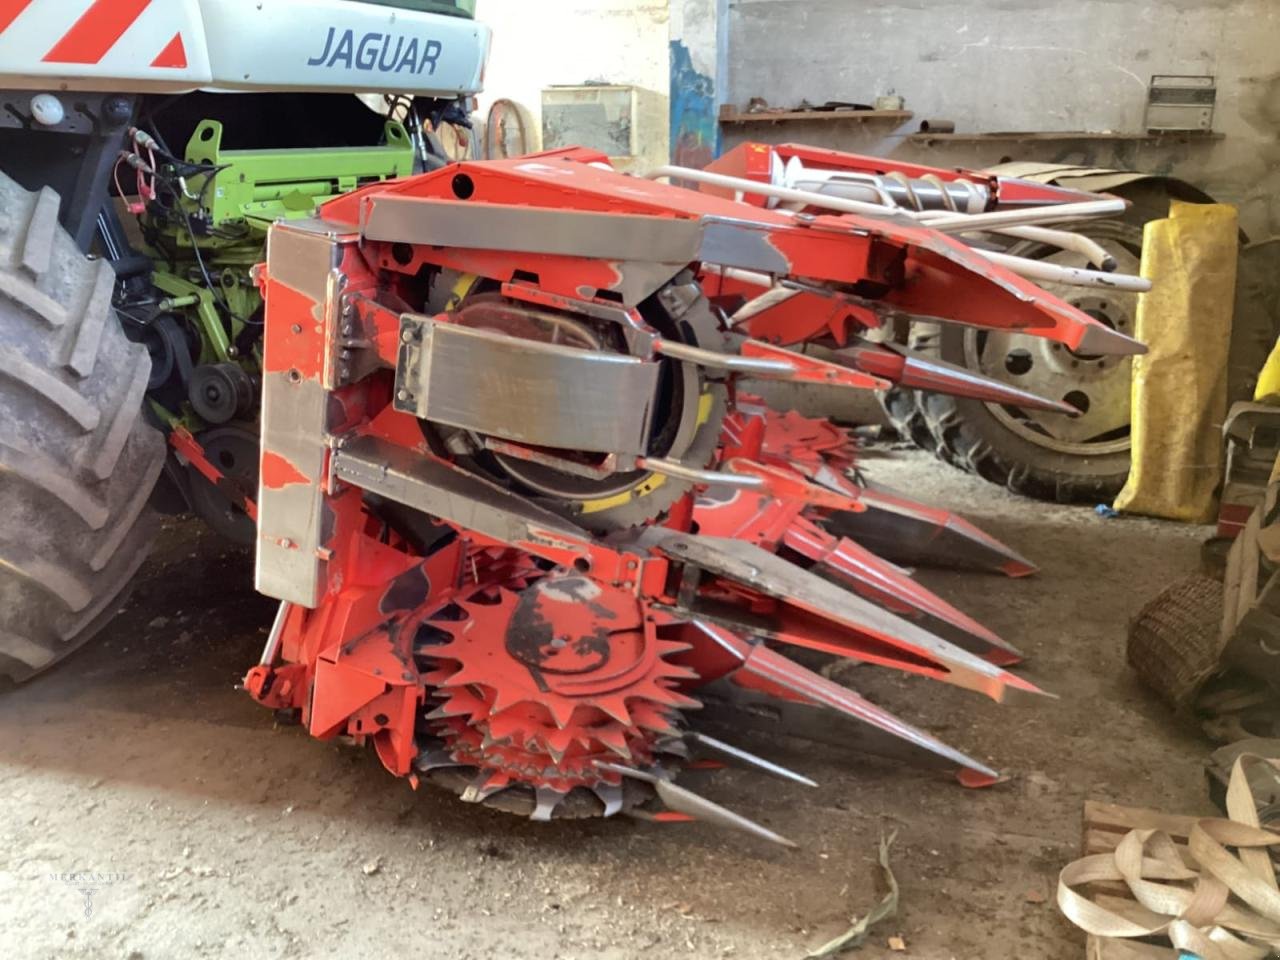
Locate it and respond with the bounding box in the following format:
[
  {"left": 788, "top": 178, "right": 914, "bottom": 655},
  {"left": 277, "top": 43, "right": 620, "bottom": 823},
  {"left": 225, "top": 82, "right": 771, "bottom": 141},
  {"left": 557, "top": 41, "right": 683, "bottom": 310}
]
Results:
[{"left": 961, "top": 222, "right": 1139, "bottom": 457}]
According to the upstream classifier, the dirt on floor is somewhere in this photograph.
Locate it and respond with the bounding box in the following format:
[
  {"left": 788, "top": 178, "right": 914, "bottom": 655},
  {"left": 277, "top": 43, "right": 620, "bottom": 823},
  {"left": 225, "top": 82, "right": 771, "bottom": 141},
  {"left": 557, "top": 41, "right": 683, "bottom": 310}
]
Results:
[{"left": 0, "top": 448, "right": 1216, "bottom": 960}]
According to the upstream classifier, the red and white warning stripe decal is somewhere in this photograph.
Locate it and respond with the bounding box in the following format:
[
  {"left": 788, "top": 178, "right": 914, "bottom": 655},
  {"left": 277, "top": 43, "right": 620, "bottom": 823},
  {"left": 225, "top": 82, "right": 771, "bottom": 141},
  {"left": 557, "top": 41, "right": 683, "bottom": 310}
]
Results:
[
  {"left": 0, "top": 0, "right": 208, "bottom": 82},
  {"left": 0, "top": 0, "right": 486, "bottom": 96},
  {"left": 41, "top": 0, "right": 185, "bottom": 68},
  {"left": 0, "top": 0, "right": 34, "bottom": 34}
]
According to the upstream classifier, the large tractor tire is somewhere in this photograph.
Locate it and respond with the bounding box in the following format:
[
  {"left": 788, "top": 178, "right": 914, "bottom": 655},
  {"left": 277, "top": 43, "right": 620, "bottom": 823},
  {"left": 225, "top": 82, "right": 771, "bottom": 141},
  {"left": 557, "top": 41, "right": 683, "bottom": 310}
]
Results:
[
  {"left": 881, "top": 199, "right": 1150, "bottom": 503},
  {"left": 0, "top": 173, "right": 165, "bottom": 683}
]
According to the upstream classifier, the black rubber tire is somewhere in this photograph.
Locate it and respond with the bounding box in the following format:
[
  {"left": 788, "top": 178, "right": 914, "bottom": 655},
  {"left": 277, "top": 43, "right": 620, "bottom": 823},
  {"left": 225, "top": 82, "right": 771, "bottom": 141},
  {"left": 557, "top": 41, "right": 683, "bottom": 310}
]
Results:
[
  {"left": 878, "top": 325, "right": 941, "bottom": 456},
  {"left": 879, "top": 217, "right": 1143, "bottom": 504},
  {"left": 0, "top": 172, "right": 165, "bottom": 683},
  {"left": 931, "top": 320, "right": 1132, "bottom": 502},
  {"left": 881, "top": 330, "right": 1132, "bottom": 503}
]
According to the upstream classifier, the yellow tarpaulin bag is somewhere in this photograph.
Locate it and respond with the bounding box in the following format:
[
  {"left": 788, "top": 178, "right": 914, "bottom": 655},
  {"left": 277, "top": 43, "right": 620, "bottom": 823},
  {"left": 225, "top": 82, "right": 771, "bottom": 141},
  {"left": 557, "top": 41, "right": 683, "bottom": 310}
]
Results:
[{"left": 1113, "top": 201, "right": 1238, "bottom": 522}]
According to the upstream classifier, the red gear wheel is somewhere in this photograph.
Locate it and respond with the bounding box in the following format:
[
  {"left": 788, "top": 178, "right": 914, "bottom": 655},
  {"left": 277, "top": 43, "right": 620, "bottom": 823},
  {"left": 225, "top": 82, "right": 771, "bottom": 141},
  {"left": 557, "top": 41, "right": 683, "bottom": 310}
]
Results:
[{"left": 421, "top": 575, "right": 699, "bottom": 813}]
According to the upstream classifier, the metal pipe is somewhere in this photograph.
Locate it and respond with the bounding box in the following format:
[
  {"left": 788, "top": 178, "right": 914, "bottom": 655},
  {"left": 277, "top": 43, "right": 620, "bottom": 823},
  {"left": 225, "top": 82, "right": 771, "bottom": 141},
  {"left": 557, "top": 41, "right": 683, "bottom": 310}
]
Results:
[
  {"left": 647, "top": 165, "right": 1123, "bottom": 234},
  {"left": 976, "top": 248, "right": 1151, "bottom": 292},
  {"left": 729, "top": 285, "right": 801, "bottom": 324},
  {"left": 717, "top": 266, "right": 777, "bottom": 287},
  {"left": 157, "top": 293, "right": 201, "bottom": 312},
  {"left": 707, "top": 218, "right": 1142, "bottom": 299},
  {"left": 684, "top": 731, "right": 819, "bottom": 787},
  {"left": 883, "top": 169, "right": 986, "bottom": 213},
  {"left": 781, "top": 154, "right": 987, "bottom": 215},
  {"left": 782, "top": 161, "right": 988, "bottom": 215},
  {"left": 713, "top": 250, "right": 1146, "bottom": 306},
  {"left": 782, "top": 171, "right": 898, "bottom": 208},
  {"left": 985, "top": 225, "right": 1118, "bottom": 272},
  {"left": 917, "top": 198, "right": 1126, "bottom": 232},
  {"left": 260, "top": 600, "right": 292, "bottom": 666},
  {"left": 646, "top": 165, "right": 916, "bottom": 221},
  {"left": 787, "top": 171, "right": 982, "bottom": 216},
  {"left": 638, "top": 457, "right": 766, "bottom": 490},
  {"left": 653, "top": 338, "right": 795, "bottom": 375}
]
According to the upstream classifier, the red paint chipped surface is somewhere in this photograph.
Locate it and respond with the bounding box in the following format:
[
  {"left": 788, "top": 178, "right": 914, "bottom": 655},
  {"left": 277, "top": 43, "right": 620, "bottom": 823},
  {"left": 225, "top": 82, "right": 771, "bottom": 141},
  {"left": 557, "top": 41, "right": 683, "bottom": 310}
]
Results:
[
  {"left": 261, "top": 451, "right": 311, "bottom": 490},
  {"left": 263, "top": 281, "right": 324, "bottom": 379}
]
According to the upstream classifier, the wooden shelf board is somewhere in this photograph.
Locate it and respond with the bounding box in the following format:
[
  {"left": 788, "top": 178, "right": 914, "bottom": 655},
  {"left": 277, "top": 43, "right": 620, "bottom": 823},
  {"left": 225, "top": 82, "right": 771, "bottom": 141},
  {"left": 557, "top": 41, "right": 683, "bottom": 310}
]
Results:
[
  {"left": 907, "top": 130, "right": 1224, "bottom": 144},
  {"left": 719, "top": 108, "right": 913, "bottom": 125}
]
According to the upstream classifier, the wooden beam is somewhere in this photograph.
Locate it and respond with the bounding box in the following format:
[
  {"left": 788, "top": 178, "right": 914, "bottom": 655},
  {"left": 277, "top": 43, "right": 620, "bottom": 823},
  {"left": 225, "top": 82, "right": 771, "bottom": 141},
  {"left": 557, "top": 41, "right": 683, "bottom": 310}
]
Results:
[{"left": 718, "top": 106, "right": 913, "bottom": 125}]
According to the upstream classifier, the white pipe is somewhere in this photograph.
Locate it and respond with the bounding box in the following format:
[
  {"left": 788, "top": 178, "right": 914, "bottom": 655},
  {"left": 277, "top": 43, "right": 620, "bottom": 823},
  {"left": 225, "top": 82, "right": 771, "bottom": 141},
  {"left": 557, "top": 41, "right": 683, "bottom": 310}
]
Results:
[
  {"left": 690, "top": 193, "right": 1145, "bottom": 294},
  {"left": 647, "top": 165, "right": 1125, "bottom": 236},
  {"left": 646, "top": 164, "right": 920, "bottom": 221},
  {"left": 977, "top": 249, "right": 1151, "bottom": 292},
  {"left": 916, "top": 198, "right": 1127, "bottom": 233},
  {"left": 714, "top": 252, "right": 1149, "bottom": 302},
  {"left": 985, "top": 225, "right": 1118, "bottom": 272},
  {"left": 718, "top": 266, "right": 776, "bottom": 287},
  {"left": 730, "top": 285, "right": 801, "bottom": 324}
]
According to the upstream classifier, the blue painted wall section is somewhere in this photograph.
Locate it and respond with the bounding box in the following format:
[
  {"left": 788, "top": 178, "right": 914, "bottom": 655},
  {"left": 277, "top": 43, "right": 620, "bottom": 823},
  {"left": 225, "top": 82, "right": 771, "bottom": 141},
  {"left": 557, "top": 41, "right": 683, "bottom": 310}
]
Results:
[{"left": 669, "top": 40, "right": 718, "bottom": 169}]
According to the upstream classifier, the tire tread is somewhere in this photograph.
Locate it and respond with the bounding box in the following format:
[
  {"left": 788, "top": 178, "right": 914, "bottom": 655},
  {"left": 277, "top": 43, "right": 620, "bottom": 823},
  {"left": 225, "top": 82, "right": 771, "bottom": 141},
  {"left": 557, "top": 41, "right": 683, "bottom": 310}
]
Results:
[
  {"left": 883, "top": 321, "right": 1129, "bottom": 504},
  {"left": 0, "top": 170, "right": 164, "bottom": 682}
]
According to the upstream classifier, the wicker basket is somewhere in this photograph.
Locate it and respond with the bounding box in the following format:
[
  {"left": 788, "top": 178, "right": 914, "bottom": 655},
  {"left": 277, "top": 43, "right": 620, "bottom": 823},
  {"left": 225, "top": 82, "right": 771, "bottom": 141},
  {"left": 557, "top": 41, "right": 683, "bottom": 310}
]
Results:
[{"left": 1127, "top": 574, "right": 1226, "bottom": 710}]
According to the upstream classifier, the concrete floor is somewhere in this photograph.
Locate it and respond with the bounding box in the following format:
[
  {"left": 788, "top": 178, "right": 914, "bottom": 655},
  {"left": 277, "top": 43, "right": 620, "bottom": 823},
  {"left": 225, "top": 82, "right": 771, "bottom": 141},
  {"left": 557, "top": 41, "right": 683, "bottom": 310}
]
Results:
[{"left": 0, "top": 449, "right": 1215, "bottom": 960}]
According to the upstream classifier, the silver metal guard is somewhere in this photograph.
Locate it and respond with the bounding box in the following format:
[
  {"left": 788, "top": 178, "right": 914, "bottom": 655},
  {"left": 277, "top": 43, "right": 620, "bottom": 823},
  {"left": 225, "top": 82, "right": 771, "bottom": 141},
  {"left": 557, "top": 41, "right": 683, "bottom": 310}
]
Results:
[{"left": 394, "top": 312, "right": 660, "bottom": 457}]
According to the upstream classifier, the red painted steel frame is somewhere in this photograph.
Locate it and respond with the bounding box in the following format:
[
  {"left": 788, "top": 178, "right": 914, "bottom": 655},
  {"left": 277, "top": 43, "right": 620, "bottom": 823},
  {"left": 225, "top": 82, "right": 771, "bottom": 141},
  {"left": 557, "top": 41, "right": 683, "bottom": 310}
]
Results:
[
  {"left": 239, "top": 146, "right": 1080, "bottom": 809},
  {"left": 320, "top": 149, "right": 1133, "bottom": 355}
]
